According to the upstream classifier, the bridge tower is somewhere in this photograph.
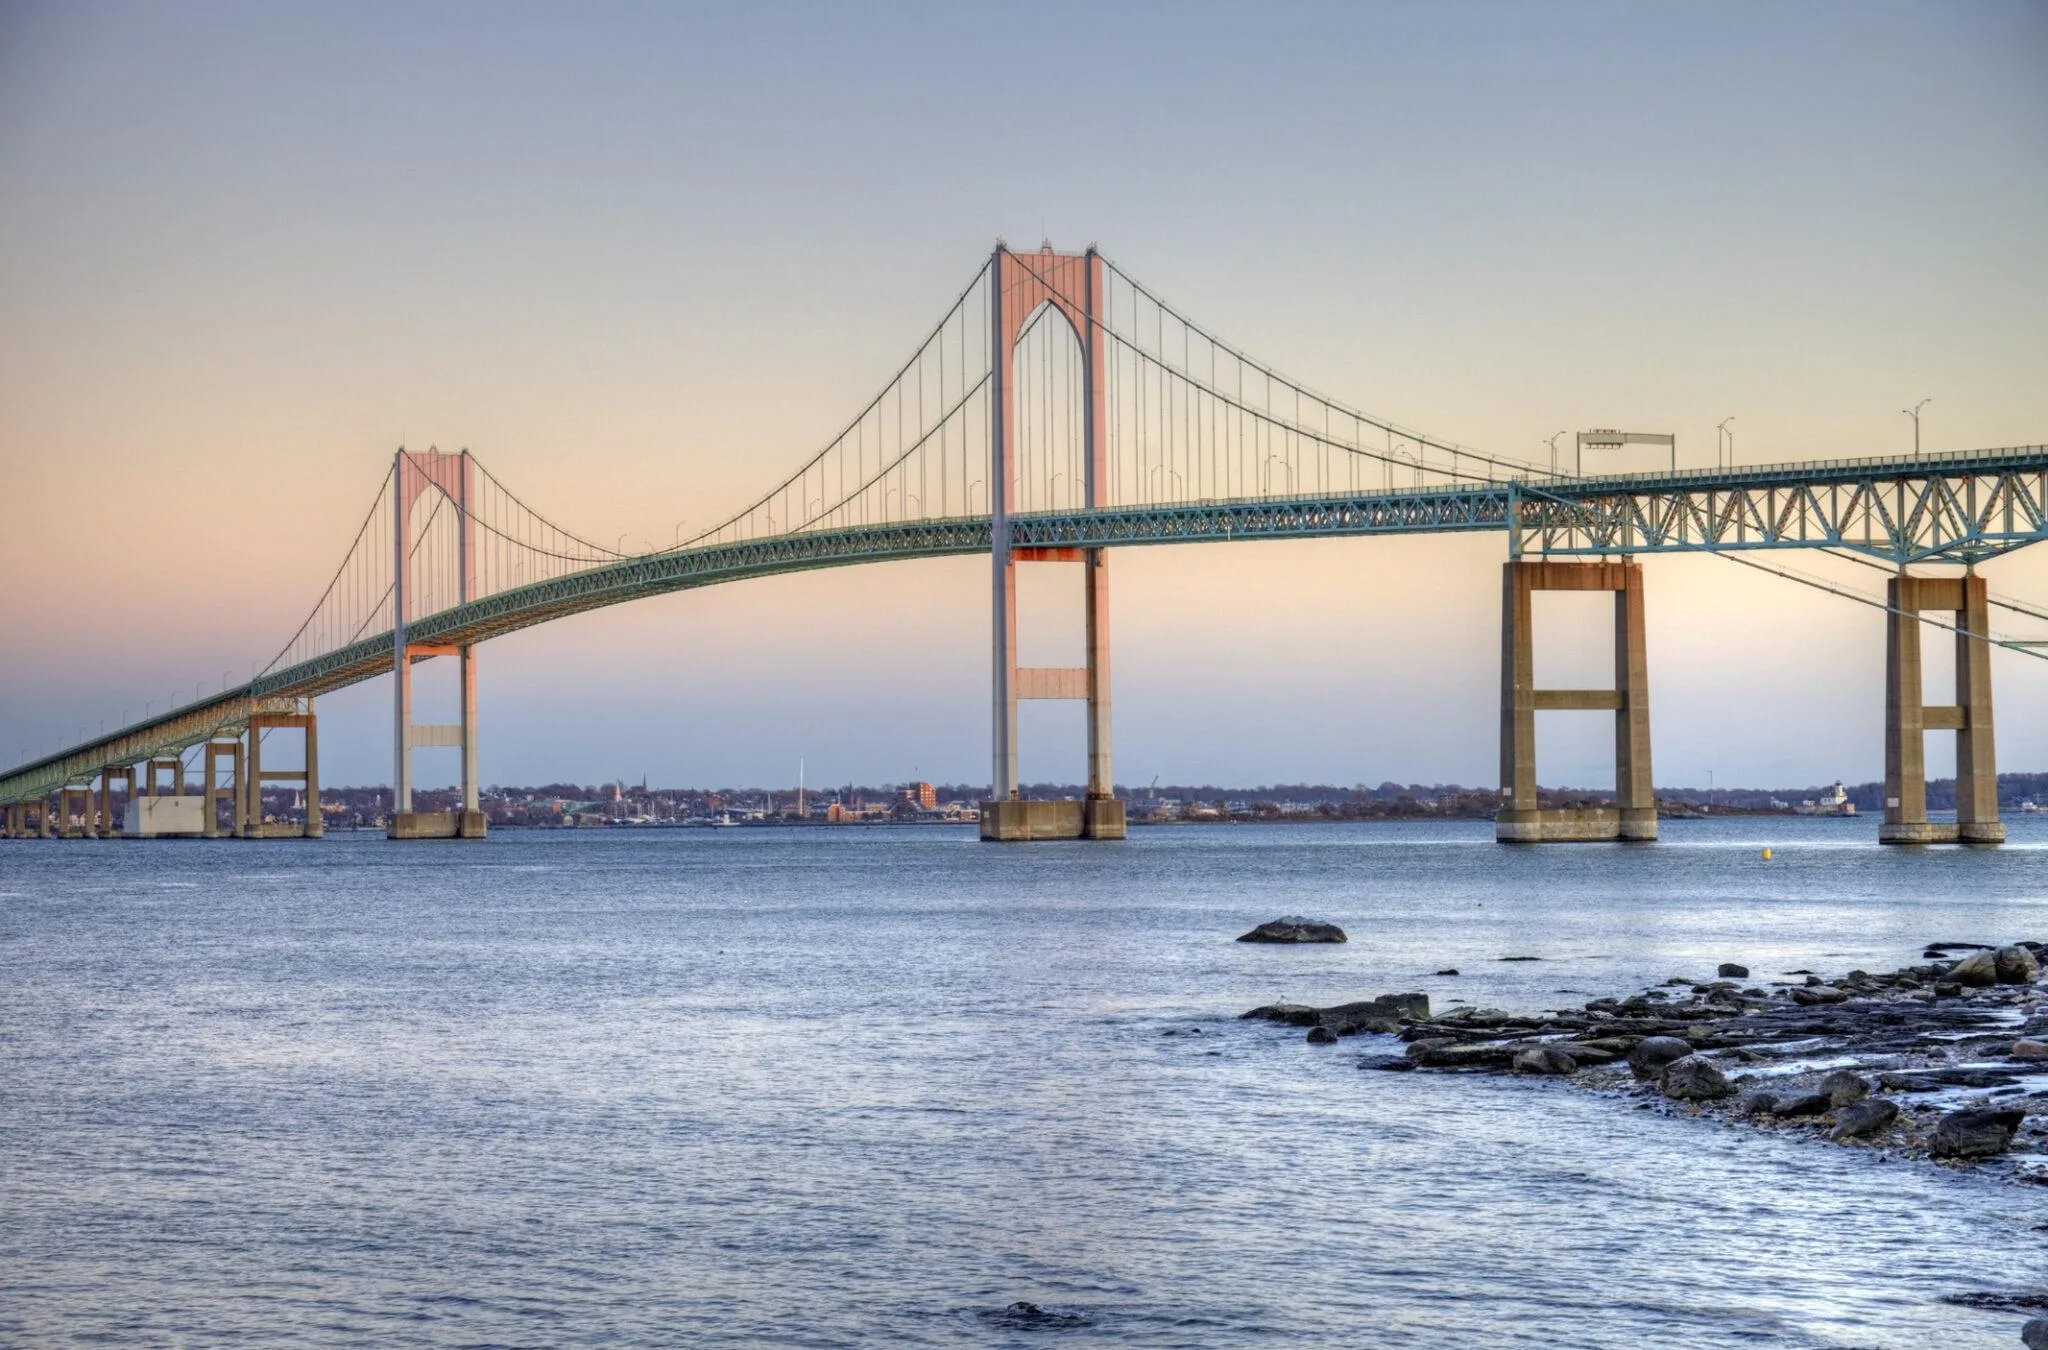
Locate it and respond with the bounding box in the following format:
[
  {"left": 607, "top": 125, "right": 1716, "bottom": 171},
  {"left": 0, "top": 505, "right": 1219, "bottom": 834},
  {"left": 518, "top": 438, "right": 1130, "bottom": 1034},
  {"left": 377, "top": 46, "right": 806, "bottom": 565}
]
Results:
[
  {"left": 1881, "top": 571, "right": 2002, "bottom": 845},
  {"left": 979, "top": 245, "right": 1125, "bottom": 841},
  {"left": 387, "top": 449, "right": 486, "bottom": 840}
]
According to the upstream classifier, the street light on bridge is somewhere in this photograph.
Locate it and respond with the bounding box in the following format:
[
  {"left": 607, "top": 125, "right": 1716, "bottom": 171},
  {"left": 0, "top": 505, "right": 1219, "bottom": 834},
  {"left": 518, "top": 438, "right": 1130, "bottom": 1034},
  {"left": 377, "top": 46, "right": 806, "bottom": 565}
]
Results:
[
  {"left": 1903, "top": 399, "right": 1930, "bottom": 457},
  {"left": 1717, "top": 417, "right": 1734, "bottom": 470}
]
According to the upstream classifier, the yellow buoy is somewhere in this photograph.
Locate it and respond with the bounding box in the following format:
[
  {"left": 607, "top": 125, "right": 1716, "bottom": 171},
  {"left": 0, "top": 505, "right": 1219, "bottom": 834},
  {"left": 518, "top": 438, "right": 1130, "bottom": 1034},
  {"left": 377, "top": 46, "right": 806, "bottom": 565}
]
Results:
[{"left": 1761, "top": 847, "right": 1773, "bottom": 860}]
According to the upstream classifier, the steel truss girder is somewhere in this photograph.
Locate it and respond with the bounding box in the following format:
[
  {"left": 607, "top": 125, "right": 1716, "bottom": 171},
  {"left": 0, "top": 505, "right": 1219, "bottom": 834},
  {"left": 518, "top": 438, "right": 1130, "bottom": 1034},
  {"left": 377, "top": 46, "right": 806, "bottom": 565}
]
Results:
[
  {"left": 5, "top": 445, "right": 2045, "bottom": 804},
  {"left": 1520, "top": 463, "right": 2048, "bottom": 566}
]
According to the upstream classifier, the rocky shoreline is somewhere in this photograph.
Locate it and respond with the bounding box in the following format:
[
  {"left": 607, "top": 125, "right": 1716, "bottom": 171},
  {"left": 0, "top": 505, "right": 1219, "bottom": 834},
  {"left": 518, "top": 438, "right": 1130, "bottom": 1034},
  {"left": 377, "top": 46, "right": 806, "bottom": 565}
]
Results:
[{"left": 1245, "top": 940, "right": 2048, "bottom": 1174}]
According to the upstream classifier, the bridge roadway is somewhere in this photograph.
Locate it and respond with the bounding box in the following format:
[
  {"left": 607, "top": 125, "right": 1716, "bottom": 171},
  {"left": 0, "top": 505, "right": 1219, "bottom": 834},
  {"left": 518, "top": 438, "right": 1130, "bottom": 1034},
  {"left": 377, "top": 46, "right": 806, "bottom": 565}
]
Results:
[{"left": 3, "top": 444, "right": 2045, "bottom": 813}]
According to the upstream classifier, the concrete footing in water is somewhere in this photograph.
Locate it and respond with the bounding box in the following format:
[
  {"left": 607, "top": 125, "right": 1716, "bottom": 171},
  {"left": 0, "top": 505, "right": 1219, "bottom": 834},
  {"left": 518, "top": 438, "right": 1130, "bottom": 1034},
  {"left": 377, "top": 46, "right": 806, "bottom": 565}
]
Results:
[
  {"left": 387, "top": 810, "right": 487, "bottom": 840},
  {"left": 979, "top": 797, "right": 1125, "bottom": 841}
]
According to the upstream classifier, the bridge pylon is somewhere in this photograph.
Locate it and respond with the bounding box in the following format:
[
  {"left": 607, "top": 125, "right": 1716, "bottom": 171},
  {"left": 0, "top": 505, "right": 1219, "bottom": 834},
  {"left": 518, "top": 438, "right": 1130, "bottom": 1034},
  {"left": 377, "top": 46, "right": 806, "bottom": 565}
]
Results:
[
  {"left": 386, "top": 448, "right": 485, "bottom": 840},
  {"left": 978, "top": 245, "right": 1124, "bottom": 842},
  {"left": 1881, "top": 572, "right": 2002, "bottom": 845},
  {"left": 1496, "top": 558, "right": 1656, "bottom": 843}
]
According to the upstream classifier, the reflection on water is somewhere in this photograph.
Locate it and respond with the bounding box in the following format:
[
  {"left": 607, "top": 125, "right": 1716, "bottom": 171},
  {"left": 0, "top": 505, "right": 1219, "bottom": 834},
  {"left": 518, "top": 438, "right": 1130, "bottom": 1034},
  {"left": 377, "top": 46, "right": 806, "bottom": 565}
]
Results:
[{"left": 1, "top": 818, "right": 2044, "bottom": 1347}]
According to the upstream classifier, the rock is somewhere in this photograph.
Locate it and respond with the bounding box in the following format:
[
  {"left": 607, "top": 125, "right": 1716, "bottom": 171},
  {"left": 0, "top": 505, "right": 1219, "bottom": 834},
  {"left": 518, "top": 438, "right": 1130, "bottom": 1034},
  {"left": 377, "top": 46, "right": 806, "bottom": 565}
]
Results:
[
  {"left": 1819, "top": 1069, "right": 1871, "bottom": 1107},
  {"left": 1737, "top": 1091, "right": 1780, "bottom": 1118},
  {"left": 1317, "top": 994, "right": 1429, "bottom": 1035},
  {"left": 1772, "top": 1091, "right": 1831, "bottom": 1118},
  {"left": 1242, "top": 993, "right": 1427, "bottom": 1033},
  {"left": 1239, "top": 1004, "right": 1320, "bottom": 1024},
  {"left": 1718, "top": 962, "right": 1750, "bottom": 979},
  {"left": 1358, "top": 1054, "right": 1413, "bottom": 1071},
  {"left": 1827, "top": 1097, "right": 1899, "bottom": 1141},
  {"left": 1411, "top": 1041, "right": 1517, "bottom": 1070},
  {"left": 1512, "top": 1046, "right": 1579, "bottom": 1075},
  {"left": 1934, "top": 981, "right": 1963, "bottom": 999},
  {"left": 1930, "top": 1107, "right": 2027, "bottom": 1160},
  {"left": 1238, "top": 916, "right": 1346, "bottom": 944},
  {"left": 2012, "top": 1040, "right": 2048, "bottom": 1061},
  {"left": 1629, "top": 1035, "right": 1694, "bottom": 1081},
  {"left": 990, "top": 1302, "right": 1087, "bottom": 1328},
  {"left": 1793, "top": 985, "right": 1849, "bottom": 1005},
  {"left": 1305, "top": 1026, "right": 1338, "bottom": 1044},
  {"left": 1435, "top": 968, "right": 1459, "bottom": 976},
  {"left": 1661, "top": 1055, "right": 1736, "bottom": 1101},
  {"left": 2023, "top": 1317, "right": 2048, "bottom": 1350},
  {"left": 1997, "top": 945, "right": 2041, "bottom": 984},
  {"left": 1951, "top": 950, "right": 1999, "bottom": 987}
]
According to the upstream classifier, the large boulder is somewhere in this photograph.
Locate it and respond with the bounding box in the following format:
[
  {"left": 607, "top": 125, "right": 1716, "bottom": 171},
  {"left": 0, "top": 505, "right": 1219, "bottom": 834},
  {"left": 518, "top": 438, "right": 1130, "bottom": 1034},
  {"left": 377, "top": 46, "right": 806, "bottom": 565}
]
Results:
[
  {"left": 1819, "top": 1069, "right": 1871, "bottom": 1107},
  {"left": 2024, "top": 1317, "right": 2048, "bottom": 1350},
  {"left": 1929, "top": 1108, "right": 2026, "bottom": 1160},
  {"left": 1661, "top": 1055, "right": 1736, "bottom": 1101},
  {"left": 1996, "top": 945, "right": 2041, "bottom": 984},
  {"left": 1792, "top": 984, "right": 1850, "bottom": 1005},
  {"left": 1629, "top": 1035, "right": 1694, "bottom": 1081},
  {"left": 1771, "top": 1091, "right": 1832, "bottom": 1118},
  {"left": 1827, "top": 1097, "right": 1898, "bottom": 1141},
  {"left": 1950, "top": 950, "right": 1999, "bottom": 987},
  {"left": 1238, "top": 916, "right": 1346, "bottom": 943},
  {"left": 1717, "top": 962, "right": 1750, "bottom": 979},
  {"left": 1512, "top": 1045, "right": 1580, "bottom": 1076}
]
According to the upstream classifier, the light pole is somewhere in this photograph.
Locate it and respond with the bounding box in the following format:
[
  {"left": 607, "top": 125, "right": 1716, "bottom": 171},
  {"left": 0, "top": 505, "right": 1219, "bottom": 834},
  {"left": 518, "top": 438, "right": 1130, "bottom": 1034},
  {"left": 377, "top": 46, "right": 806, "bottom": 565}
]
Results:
[
  {"left": 1903, "top": 399, "right": 1930, "bottom": 457},
  {"left": 1717, "top": 417, "right": 1734, "bottom": 470},
  {"left": 1545, "top": 431, "right": 1567, "bottom": 476}
]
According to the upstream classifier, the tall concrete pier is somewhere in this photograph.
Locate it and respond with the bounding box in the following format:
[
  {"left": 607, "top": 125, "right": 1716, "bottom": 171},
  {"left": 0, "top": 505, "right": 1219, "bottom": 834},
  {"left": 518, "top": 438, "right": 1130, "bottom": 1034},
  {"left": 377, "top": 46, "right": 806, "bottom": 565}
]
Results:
[
  {"left": 1496, "top": 558, "right": 1655, "bottom": 843},
  {"left": 1882, "top": 572, "right": 2002, "bottom": 845}
]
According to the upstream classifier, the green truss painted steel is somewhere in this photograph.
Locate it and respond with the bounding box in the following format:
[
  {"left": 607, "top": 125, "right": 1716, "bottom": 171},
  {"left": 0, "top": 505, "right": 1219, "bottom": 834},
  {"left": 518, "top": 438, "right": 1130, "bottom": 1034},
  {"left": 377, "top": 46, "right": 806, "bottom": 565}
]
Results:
[{"left": 4, "top": 444, "right": 2045, "bottom": 804}]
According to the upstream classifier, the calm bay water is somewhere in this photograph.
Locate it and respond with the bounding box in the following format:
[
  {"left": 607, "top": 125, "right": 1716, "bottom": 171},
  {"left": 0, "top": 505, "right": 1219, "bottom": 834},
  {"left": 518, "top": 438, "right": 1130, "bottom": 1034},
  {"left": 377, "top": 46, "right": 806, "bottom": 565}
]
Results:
[{"left": 3, "top": 817, "right": 2047, "bottom": 1347}]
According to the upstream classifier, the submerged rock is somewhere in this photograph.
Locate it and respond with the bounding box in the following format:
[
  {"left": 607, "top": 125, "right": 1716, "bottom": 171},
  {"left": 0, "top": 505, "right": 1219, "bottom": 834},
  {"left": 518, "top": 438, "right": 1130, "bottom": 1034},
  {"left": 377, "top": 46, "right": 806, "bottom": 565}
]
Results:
[
  {"left": 1238, "top": 916, "right": 1346, "bottom": 944},
  {"left": 1930, "top": 1108, "right": 2027, "bottom": 1160},
  {"left": 987, "top": 1301, "right": 1088, "bottom": 1328}
]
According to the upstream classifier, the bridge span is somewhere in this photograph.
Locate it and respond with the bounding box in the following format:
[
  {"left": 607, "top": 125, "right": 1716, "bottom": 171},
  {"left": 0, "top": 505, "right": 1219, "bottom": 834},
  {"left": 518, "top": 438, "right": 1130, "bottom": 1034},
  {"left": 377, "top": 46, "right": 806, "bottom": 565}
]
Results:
[{"left": 4, "top": 245, "right": 2044, "bottom": 846}]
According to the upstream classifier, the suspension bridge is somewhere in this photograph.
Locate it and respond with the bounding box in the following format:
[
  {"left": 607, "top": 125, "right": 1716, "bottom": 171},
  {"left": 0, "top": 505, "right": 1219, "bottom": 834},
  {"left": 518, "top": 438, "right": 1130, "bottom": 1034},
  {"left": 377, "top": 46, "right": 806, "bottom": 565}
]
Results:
[{"left": 4, "top": 244, "right": 2046, "bottom": 846}]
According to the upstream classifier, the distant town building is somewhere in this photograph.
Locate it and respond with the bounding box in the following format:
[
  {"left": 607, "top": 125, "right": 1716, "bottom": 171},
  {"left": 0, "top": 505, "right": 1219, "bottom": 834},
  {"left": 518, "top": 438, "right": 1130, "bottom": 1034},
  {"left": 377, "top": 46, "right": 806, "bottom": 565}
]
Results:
[{"left": 905, "top": 781, "right": 937, "bottom": 810}]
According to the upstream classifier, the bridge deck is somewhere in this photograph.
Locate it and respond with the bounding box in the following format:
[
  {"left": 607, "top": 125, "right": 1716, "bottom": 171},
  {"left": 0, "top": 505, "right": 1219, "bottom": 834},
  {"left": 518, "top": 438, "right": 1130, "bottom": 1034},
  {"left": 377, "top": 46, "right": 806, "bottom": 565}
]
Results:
[{"left": 4, "top": 444, "right": 2044, "bottom": 804}]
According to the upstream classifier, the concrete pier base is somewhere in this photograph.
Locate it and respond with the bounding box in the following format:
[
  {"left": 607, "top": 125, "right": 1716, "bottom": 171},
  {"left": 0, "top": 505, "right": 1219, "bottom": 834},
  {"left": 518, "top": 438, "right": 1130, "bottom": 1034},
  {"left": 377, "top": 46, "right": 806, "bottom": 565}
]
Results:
[
  {"left": 979, "top": 797, "right": 1125, "bottom": 841},
  {"left": 1495, "top": 806, "right": 1657, "bottom": 843},
  {"left": 386, "top": 810, "right": 487, "bottom": 840},
  {"left": 123, "top": 796, "right": 207, "bottom": 838}
]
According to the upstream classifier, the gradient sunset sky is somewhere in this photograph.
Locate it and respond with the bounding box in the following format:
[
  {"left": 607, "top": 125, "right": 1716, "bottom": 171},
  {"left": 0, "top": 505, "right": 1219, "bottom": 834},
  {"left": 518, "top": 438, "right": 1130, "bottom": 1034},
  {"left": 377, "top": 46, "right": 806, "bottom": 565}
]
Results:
[{"left": 3, "top": 1, "right": 2045, "bottom": 792}]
